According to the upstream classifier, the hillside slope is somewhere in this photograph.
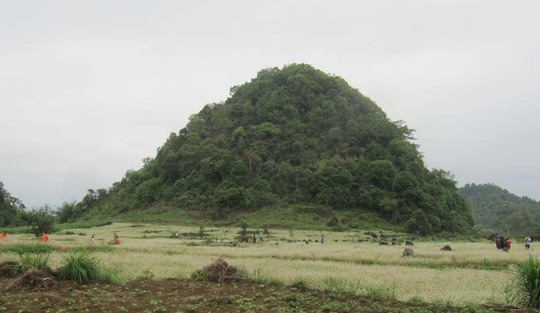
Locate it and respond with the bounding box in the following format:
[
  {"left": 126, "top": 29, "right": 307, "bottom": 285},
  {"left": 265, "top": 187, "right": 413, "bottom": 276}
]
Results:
[
  {"left": 460, "top": 183, "right": 540, "bottom": 234},
  {"left": 62, "top": 64, "right": 473, "bottom": 234}
]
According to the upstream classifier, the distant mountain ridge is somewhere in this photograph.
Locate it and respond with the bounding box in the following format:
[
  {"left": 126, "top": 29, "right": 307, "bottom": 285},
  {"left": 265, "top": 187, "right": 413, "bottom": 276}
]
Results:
[
  {"left": 60, "top": 64, "right": 473, "bottom": 234},
  {"left": 460, "top": 183, "right": 540, "bottom": 234}
]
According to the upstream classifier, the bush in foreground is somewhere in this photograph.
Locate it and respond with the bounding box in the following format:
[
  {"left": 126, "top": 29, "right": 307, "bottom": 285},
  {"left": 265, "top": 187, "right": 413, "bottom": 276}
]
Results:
[
  {"left": 509, "top": 256, "right": 540, "bottom": 308},
  {"left": 57, "top": 251, "right": 115, "bottom": 283}
]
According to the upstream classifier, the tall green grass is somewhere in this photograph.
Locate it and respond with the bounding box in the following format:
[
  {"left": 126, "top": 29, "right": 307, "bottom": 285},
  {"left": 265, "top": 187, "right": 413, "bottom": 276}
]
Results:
[
  {"left": 0, "top": 243, "right": 53, "bottom": 272},
  {"left": 18, "top": 252, "right": 51, "bottom": 271},
  {"left": 57, "top": 251, "right": 115, "bottom": 283},
  {"left": 509, "top": 256, "right": 540, "bottom": 308}
]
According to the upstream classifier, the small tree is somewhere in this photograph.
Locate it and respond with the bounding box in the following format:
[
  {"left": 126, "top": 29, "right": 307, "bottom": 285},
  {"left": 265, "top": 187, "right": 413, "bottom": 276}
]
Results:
[{"left": 20, "top": 205, "right": 55, "bottom": 237}]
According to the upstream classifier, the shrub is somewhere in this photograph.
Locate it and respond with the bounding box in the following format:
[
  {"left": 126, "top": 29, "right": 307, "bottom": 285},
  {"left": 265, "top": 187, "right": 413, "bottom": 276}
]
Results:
[
  {"left": 509, "top": 256, "right": 540, "bottom": 308},
  {"left": 57, "top": 251, "right": 114, "bottom": 283},
  {"left": 18, "top": 252, "right": 50, "bottom": 271}
]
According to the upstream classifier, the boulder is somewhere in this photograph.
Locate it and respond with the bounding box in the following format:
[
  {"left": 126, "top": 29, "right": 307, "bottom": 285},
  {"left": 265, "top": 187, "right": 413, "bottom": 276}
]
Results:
[{"left": 402, "top": 248, "right": 414, "bottom": 257}]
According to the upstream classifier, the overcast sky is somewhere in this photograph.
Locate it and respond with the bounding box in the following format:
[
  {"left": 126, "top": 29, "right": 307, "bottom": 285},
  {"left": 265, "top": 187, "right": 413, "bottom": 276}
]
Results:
[{"left": 1, "top": 1, "right": 539, "bottom": 208}]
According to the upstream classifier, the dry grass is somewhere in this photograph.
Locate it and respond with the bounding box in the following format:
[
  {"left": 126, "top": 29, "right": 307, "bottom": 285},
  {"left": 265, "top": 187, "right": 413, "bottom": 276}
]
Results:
[{"left": 1, "top": 222, "right": 536, "bottom": 305}]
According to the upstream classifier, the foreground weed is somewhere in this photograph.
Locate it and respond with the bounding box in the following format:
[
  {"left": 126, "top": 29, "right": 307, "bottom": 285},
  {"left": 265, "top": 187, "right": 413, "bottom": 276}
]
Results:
[
  {"left": 149, "top": 299, "right": 167, "bottom": 312},
  {"left": 364, "top": 282, "right": 397, "bottom": 301},
  {"left": 508, "top": 256, "right": 540, "bottom": 308},
  {"left": 57, "top": 251, "right": 114, "bottom": 283},
  {"left": 323, "top": 276, "right": 395, "bottom": 300},
  {"left": 289, "top": 278, "right": 308, "bottom": 291},
  {"left": 18, "top": 251, "right": 50, "bottom": 271},
  {"left": 186, "top": 304, "right": 198, "bottom": 313}
]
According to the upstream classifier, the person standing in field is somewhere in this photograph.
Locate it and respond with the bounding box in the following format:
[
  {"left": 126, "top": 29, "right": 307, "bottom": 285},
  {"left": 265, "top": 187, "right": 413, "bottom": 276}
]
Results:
[
  {"left": 507, "top": 237, "right": 512, "bottom": 250},
  {"left": 42, "top": 232, "right": 49, "bottom": 243},
  {"left": 252, "top": 231, "right": 257, "bottom": 244},
  {"left": 258, "top": 229, "right": 264, "bottom": 243},
  {"left": 525, "top": 236, "right": 532, "bottom": 250},
  {"left": 320, "top": 234, "right": 325, "bottom": 244}
]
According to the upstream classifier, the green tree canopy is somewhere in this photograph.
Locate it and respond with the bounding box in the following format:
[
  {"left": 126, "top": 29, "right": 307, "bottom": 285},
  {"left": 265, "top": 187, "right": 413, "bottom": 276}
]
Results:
[
  {"left": 69, "top": 64, "right": 473, "bottom": 234},
  {"left": 0, "top": 182, "right": 25, "bottom": 226}
]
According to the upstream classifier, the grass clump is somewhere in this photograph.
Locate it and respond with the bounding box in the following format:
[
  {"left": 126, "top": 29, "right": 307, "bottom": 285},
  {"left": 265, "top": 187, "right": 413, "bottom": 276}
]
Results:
[
  {"left": 508, "top": 256, "right": 540, "bottom": 308},
  {"left": 57, "top": 251, "right": 115, "bottom": 283},
  {"left": 18, "top": 252, "right": 51, "bottom": 271},
  {"left": 3, "top": 244, "right": 54, "bottom": 272}
]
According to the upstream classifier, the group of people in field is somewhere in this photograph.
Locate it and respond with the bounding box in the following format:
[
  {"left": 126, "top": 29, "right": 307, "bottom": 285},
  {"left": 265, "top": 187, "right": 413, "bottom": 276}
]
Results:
[
  {"left": 495, "top": 236, "right": 513, "bottom": 250},
  {"left": 6, "top": 227, "right": 535, "bottom": 251},
  {"left": 495, "top": 235, "right": 534, "bottom": 251},
  {"left": 0, "top": 230, "right": 49, "bottom": 242},
  {"left": 0, "top": 230, "right": 122, "bottom": 245}
]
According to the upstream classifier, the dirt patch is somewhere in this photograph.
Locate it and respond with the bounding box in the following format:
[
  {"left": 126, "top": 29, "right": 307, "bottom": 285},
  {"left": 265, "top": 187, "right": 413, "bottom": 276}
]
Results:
[
  {"left": 0, "top": 278, "right": 538, "bottom": 313},
  {"left": 4, "top": 269, "right": 56, "bottom": 291},
  {"left": 194, "top": 258, "right": 246, "bottom": 283},
  {"left": 0, "top": 262, "right": 21, "bottom": 278}
]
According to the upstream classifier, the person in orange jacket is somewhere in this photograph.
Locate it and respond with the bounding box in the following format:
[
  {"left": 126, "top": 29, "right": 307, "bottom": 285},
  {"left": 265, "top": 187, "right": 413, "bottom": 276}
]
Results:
[
  {"left": 507, "top": 237, "right": 512, "bottom": 250},
  {"left": 42, "top": 232, "right": 49, "bottom": 243},
  {"left": 0, "top": 231, "right": 7, "bottom": 238}
]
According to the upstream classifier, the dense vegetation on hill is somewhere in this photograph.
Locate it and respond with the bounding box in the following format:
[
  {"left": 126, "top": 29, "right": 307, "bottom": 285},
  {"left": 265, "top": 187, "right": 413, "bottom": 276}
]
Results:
[
  {"left": 0, "top": 182, "right": 25, "bottom": 226},
  {"left": 61, "top": 64, "right": 473, "bottom": 234},
  {"left": 460, "top": 183, "right": 540, "bottom": 234}
]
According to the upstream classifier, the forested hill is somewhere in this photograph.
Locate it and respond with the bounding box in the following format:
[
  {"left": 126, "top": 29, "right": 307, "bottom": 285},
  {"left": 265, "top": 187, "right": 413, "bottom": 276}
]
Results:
[
  {"left": 62, "top": 64, "right": 473, "bottom": 234},
  {"left": 460, "top": 183, "right": 540, "bottom": 234}
]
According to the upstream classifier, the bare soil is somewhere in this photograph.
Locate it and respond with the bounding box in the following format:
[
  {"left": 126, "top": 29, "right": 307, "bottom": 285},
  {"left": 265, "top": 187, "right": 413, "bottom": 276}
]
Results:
[{"left": 0, "top": 276, "right": 538, "bottom": 312}]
